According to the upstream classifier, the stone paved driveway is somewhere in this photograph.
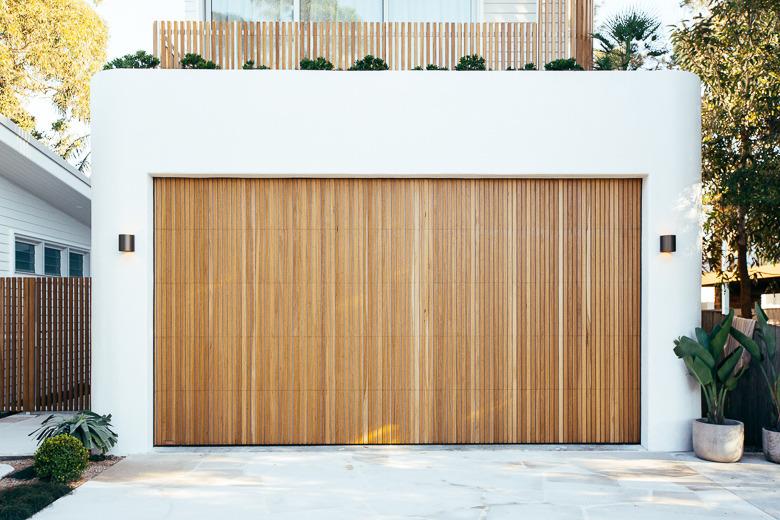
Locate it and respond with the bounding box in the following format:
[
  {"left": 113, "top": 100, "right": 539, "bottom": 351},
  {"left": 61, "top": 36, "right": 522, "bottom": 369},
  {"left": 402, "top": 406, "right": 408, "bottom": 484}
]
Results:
[{"left": 32, "top": 447, "right": 780, "bottom": 519}]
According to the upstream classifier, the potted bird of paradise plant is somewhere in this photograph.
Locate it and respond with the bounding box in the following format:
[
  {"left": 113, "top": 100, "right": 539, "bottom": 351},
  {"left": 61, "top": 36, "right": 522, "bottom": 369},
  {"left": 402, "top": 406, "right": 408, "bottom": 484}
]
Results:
[
  {"left": 673, "top": 310, "right": 760, "bottom": 462},
  {"left": 731, "top": 304, "right": 780, "bottom": 463}
]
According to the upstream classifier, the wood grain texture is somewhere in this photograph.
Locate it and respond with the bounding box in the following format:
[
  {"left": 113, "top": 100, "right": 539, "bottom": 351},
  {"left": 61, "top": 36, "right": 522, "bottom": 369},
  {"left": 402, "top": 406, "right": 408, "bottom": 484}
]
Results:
[
  {"left": 154, "top": 178, "right": 640, "bottom": 445},
  {"left": 0, "top": 277, "right": 91, "bottom": 412},
  {"left": 153, "top": 21, "right": 550, "bottom": 70}
]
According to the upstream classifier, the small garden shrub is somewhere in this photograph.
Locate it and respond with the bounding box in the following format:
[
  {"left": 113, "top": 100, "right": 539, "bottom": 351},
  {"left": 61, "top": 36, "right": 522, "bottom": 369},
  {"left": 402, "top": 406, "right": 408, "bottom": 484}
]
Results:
[
  {"left": 349, "top": 55, "right": 388, "bottom": 70},
  {"left": 103, "top": 50, "right": 160, "bottom": 70},
  {"left": 413, "top": 64, "right": 448, "bottom": 70},
  {"left": 544, "top": 58, "right": 583, "bottom": 71},
  {"left": 34, "top": 435, "right": 88, "bottom": 484},
  {"left": 31, "top": 411, "right": 118, "bottom": 454},
  {"left": 455, "top": 55, "right": 486, "bottom": 71},
  {"left": 0, "top": 482, "right": 71, "bottom": 520},
  {"left": 180, "top": 53, "right": 219, "bottom": 69},
  {"left": 242, "top": 60, "right": 269, "bottom": 70},
  {"left": 507, "top": 63, "right": 538, "bottom": 71},
  {"left": 300, "top": 57, "right": 334, "bottom": 70}
]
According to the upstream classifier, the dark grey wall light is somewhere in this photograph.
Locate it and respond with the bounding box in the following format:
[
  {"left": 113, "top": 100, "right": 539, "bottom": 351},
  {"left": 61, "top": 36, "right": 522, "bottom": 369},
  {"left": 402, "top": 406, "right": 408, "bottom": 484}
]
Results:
[
  {"left": 119, "top": 234, "right": 135, "bottom": 252},
  {"left": 660, "top": 235, "right": 676, "bottom": 253}
]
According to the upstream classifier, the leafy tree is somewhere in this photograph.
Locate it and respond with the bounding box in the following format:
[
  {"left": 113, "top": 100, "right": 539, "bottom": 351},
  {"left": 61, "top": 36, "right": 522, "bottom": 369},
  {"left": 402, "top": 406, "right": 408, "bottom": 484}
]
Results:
[
  {"left": 104, "top": 50, "right": 160, "bottom": 70},
  {"left": 301, "top": 0, "right": 359, "bottom": 21},
  {"left": 593, "top": 9, "right": 667, "bottom": 70},
  {"left": 33, "top": 120, "right": 92, "bottom": 173},
  {"left": 0, "top": 0, "right": 107, "bottom": 132},
  {"left": 673, "top": 0, "right": 780, "bottom": 318}
]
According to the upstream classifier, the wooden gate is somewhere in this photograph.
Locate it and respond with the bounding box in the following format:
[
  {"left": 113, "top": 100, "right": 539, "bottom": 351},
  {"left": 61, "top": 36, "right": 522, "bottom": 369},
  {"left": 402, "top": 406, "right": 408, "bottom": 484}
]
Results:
[
  {"left": 154, "top": 178, "right": 641, "bottom": 445},
  {"left": 1, "top": 278, "right": 91, "bottom": 412}
]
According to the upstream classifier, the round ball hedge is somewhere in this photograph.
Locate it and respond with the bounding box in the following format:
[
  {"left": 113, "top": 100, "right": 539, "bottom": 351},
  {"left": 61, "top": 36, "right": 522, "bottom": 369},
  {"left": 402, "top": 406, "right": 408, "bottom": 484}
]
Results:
[{"left": 34, "top": 434, "right": 88, "bottom": 484}]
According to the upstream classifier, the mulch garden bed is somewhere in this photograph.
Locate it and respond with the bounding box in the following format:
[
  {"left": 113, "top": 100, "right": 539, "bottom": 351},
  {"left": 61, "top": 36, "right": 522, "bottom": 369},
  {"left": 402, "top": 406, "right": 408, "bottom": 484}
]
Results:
[
  {"left": 0, "top": 456, "right": 122, "bottom": 519},
  {"left": 0, "top": 455, "right": 122, "bottom": 490}
]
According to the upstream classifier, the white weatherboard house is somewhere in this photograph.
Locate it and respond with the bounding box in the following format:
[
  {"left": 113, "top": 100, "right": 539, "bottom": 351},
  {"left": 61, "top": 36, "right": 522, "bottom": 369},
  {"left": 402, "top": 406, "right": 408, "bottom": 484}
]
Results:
[
  {"left": 91, "top": 69, "right": 702, "bottom": 454},
  {"left": 0, "top": 116, "right": 90, "bottom": 278}
]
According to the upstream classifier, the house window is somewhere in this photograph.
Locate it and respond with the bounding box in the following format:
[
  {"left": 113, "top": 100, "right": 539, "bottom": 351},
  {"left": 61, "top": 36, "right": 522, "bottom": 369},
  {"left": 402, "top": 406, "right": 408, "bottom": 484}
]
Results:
[
  {"left": 211, "top": 0, "right": 294, "bottom": 21},
  {"left": 44, "top": 247, "right": 62, "bottom": 276},
  {"left": 14, "top": 241, "right": 36, "bottom": 274},
  {"left": 207, "top": 0, "right": 477, "bottom": 22},
  {"left": 301, "top": 0, "right": 383, "bottom": 21},
  {"left": 387, "top": 0, "right": 473, "bottom": 22},
  {"left": 13, "top": 235, "right": 89, "bottom": 277},
  {"left": 69, "top": 252, "right": 85, "bottom": 277}
]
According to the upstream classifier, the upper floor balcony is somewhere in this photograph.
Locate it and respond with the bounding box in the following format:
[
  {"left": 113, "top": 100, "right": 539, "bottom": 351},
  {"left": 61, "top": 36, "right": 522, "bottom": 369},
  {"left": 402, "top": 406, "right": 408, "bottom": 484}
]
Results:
[{"left": 153, "top": 0, "right": 593, "bottom": 70}]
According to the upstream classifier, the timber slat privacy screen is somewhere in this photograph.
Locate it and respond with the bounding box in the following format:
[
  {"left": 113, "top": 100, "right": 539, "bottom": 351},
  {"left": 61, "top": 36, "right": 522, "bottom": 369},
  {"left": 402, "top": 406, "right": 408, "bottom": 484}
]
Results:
[
  {"left": 0, "top": 278, "right": 91, "bottom": 412},
  {"left": 154, "top": 178, "right": 640, "bottom": 446},
  {"left": 153, "top": 0, "right": 594, "bottom": 71}
]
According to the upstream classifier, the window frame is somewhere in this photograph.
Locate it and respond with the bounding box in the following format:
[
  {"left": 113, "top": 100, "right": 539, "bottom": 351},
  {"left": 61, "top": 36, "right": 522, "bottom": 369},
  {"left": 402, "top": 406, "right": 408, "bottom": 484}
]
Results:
[
  {"left": 12, "top": 233, "right": 90, "bottom": 278},
  {"left": 68, "top": 251, "right": 87, "bottom": 278},
  {"left": 13, "top": 239, "right": 37, "bottom": 275},
  {"left": 43, "top": 245, "right": 65, "bottom": 277},
  {"left": 204, "top": 0, "right": 480, "bottom": 22}
]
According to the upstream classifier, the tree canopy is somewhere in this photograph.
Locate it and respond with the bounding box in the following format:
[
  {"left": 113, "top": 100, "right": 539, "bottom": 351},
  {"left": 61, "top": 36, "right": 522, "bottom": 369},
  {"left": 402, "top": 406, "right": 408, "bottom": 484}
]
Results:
[
  {"left": 0, "top": 0, "right": 107, "bottom": 132},
  {"left": 673, "top": 0, "right": 780, "bottom": 317},
  {"left": 593, "top": 9, "right": 667, "bottom": 70}
]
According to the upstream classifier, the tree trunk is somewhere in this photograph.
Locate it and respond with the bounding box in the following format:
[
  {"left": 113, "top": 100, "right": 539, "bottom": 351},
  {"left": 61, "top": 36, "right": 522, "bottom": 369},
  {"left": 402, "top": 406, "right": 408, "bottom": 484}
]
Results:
[{"left": 737, "top": 212, "right": 753, "bottom": 318}]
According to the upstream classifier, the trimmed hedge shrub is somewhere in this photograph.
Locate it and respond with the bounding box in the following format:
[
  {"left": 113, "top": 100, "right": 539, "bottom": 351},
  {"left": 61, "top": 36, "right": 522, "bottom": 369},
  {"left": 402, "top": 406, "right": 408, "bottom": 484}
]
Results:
[
  {"left": 242, "top": 60, "right": 270, "bottom": 70},
  {"left": 0, "top": 482, "right": 71, "bottom": 520},
  {"left": 300, "top": 57, "right": 334, "bottom": 70},
  {"left": 349, "top": 55, "right": 388, "bottom": 70},
  {"left": 455, "top": 55, "right": 486, "bottom": 71},
  {"left": 34, "top": 435, "right": 88, "bottom": 484},
  {"left": 544, "top": 58, "right": 583, "bottom": 71},
  {"left": 180, "top": 53, "right": 219, "bottom": 69},
  {"left": 103, "top": 50, "right": 160, "bottom": 70}
]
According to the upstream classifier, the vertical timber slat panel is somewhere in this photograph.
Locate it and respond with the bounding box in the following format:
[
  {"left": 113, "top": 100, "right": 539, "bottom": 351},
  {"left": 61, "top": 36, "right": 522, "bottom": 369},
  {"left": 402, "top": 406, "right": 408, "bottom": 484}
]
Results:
[
  {"left": 0, "top": 278, "right": 91, "bottom": 413},
  {"left": 154, "top": 178, "right": 641, "bottom": 445},
  {"left": 151, "top": 21, "right": 551, "bottom": 70}
]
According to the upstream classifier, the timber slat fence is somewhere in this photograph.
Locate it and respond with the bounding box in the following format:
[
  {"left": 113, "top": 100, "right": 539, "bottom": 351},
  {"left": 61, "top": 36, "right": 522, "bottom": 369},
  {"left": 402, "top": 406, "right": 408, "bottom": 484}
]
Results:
[
  {"left": 702, "top": 310, "right": 780, "bottom": 448},
  {"left": 0, "top": 278, "right": 91, "bottom": 413},
  {"left": 154, "top": 21, "right": 547, "bottom": 71}
]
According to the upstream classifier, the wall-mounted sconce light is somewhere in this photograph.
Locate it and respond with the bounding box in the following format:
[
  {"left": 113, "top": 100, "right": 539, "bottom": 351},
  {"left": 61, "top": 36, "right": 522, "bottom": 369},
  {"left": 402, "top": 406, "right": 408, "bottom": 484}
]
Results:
[
  {"left": 118, "top": 234, "right": 135, "bottom": 252},
  {"left": 660, "top": 235, "right": 676, "bottom": 253}
]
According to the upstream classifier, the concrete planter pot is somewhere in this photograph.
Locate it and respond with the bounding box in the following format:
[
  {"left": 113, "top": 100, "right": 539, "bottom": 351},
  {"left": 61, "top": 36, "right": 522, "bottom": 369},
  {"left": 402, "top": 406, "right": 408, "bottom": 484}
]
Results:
[
  {"left": 763, "top": 428, "right": 780, "bottom": 464},
  {"left": 692, "top": 419, "right": 744, "bottom": 463}
]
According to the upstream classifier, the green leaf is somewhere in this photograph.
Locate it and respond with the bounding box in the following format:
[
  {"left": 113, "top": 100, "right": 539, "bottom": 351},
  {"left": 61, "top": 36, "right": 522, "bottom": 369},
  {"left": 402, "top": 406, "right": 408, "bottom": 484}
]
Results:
[
  {"left": 729, "top": 327, "right": 762, "bottom": 361},
  {"left": 710, "top": 310, "right": 734, "bottom": 361},
  {"left": 717, "top": 346, "right": 744, "bottom": 383},
  {"left": 686, "top": 356, "right": 713, "bottom": 386},
  {"left": 695, "top": 327, "right": 710, "bottom": 349},
  {"left": 755, "top": 303, "right": 776, "bottom": 359},
  {"left": 674, "top": 336, "right": 716, "bottom": 367}
]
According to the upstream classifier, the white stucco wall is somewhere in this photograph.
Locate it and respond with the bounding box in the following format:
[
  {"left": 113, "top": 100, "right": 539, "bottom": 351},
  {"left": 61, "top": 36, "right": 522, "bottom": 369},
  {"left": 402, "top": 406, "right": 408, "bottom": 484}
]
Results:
[{"left": 91, "top": 70, "right": 702, "bottom": 454}]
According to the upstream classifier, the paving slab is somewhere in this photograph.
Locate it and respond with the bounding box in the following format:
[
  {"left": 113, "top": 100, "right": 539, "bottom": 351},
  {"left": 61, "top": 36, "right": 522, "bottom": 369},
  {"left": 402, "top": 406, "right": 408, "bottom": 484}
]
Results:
[
  {"left": 0, "top": 413, "right": 53, "bottom": 456},
  {"left": 28, "top": 448, "right": 780, "bottom": 520}
]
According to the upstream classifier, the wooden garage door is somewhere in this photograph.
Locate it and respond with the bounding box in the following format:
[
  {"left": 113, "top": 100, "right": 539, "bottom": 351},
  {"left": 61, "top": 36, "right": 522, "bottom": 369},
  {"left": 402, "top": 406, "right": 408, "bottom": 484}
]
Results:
[{"left": 154, "top": 178, "right": 641, "bottom": 445}]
